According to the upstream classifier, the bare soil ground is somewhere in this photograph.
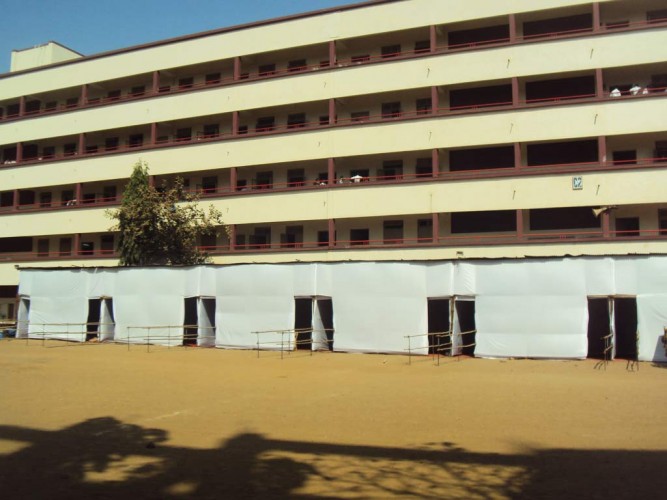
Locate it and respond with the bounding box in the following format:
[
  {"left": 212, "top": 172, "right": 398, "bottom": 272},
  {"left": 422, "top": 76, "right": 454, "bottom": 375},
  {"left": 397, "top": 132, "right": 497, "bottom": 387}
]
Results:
[{"left": 0, "top": 340, "right": 665, "bottom": 499}]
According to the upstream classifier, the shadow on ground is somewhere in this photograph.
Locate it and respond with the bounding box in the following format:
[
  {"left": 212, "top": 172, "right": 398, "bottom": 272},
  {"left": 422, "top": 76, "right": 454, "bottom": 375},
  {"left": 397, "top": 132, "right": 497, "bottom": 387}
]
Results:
[{"left": 0, "top": 417, "right": 663, "bottom": 499}]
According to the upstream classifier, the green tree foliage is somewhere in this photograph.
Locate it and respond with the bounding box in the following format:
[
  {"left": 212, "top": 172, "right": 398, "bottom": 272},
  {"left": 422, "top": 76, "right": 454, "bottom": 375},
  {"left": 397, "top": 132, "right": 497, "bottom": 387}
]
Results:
[{"left": 107, "top": 161, "right": 225, "bottom": 266}]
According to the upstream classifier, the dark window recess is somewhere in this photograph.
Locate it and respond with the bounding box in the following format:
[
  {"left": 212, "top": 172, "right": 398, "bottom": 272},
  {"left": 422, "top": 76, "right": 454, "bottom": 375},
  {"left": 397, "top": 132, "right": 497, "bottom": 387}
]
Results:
[
  {"left": 102, "top": 186, "right": 117, "bottom": 202},
  {"left": 381, "top": 102, "right": 401, "bottom": 118},
  {"left": 80, "top": 242, "right": 95, "bottom": 255},
  {"left": 61, "top": 190, "right": 74, "bottom": 206},
  {"left": 178, "top": 77, "right": 194, "bottom": 89},
  {"left": 156, "top": 135, "right": 169, "bottom": 143},
  {"left": 65, "top": 97, "right": 78, "bottom": 108},
  {"left": 612, "top": 150, "right": 637, "bottom": 165},
  {"left": 525, "top": 76, "right": 595, "bottom": 102},
  {"left": 317, "top": 231, "right": 329, "bottom": 247},
  {"left": 351, "top": 111, "right": 370, "bottom": 122},
  {"left": 39, "top": 192, "right": 52, "bottom": 207},
  {"left": 130, "top": 85, "right": 145, "bottom": 96},
  {"left": 418, "top": 219, "right": 433, "bottom": 242},
  {"left": 239, "top": 73, "right": 249, "bottom": 80},
  {"left": 414, "top": 40, "right": 431, "bottom": 53},
  {"left": 317, "top": 172, "right": 328, "bottom": 183},
  {"left": 249, "top": 227, "right": 271, "bottom": 249},
  {"left": 158, "top": 85, "right": 171, "bottom": 93},
  {"left": 6, "top": 103, "right": 20, "bottom": 117},
  {"left": 18, "top": 191, "right": 35, "bottom": 206},
  {"left": 0, "top": 191, "right": 13, "bottom": 207},
  {"left": 255, "top": 172, "right": 273, "bottom": 189},
  {"left": 381, "top": 44, "right": 401, "bottom": 58},
  {"left": 200, "top": 233, "right": 217, "bottom": 250},
  {"left": 85, "top": 145, "right": 99, "bottom": 154},
  {"left": 104, "top": 137, "right": 119, "bottom": 151},
  {"left": 450, "top": 84, "right": 512, "bottom": 109},
  {"left": 44, "top": 101, "right": 57, "bottom": 111},
  {"left": 235, "top": 234, "right": 246, "bottom": 249},
  {"left": 205, "top": 73, "right": 221, "bottom": 84},
  {"left": 450, "top": 146, "right": 515, "bottom": 171},
  {"left": 319, "top": 115, "right": 330, "bottom": 125},
  {"left": 128, "top": 134, "right": 143, "bottom": 147},
  {"left": 350, "top": 228, "right": 370, "bottom": 245},
  {"left": 59, "top": 238, "right": 72, "bottom": 256},
  {"left": 87, "top": 97, "right": 101, "bottom": 104},
  {"left": 42, "top": 146, "right": 55, "bottom": 159},
  {"left": 237, "top": 125, "right": 248, "bottom": 135},
  {"left": 649, "top": 74, "right": 667, "bottom": 92},
  {"left": 379, "top": 160, "right": 403, "bottom": 180},
  {"left": 25, "top": 100, "right": 41, "bottom": 114},
  {"left": 647, "top": 9, "right": 667, "bottom": 23},
  {"left": 523, "top": 13, "right": 592, "bottom": 38},
  {"left": 615, "top": 217, "right": 640, "bottom": 237},
  {"left": 281, "top": 226, "right": 304, "bottom": 248},
  {"left": 416, "top": 157, "right": 433, "bottom": 177},
  {"left": 530, "top": 207, "right": 600, "bottom": 230},
  {"left": 351, "top": 54, "right": 370, "bottom": 63},
  {"left": 176, "top": 128, "right": 192, "bottom": 141},
  {"left": 287, "top": 169, "right": 306, "bottom": 187},
  {"left": 255, "top": 117, "right": 275, "bottom": 132},
  {"left": 202, "top": 124, "right": 219, "bottom": 138},
  {"left": 36, "top": 239, "right": 50, "bottom": 257},
  {"left": 3, "top": 146, "right": 17, "bottom": 162},
  {"left": 658, "top": 209, "right": 667, "bottom": 236},
  {"left": 202, "top": 176, "right": 218, "bottom": 193},
  {"left": 0, "top": 108, "right": 3, "bottom": 119},
  {"left": 107, "top": 89, "right": 121, "bottom": 101},
  {"left": 654, "top": 141, "right": 667, "bottom": 161},
  {"left": 258, "top": 63, "right": 276, "bottom": 76},
  {"left": 82, "top": 193, "right": 96, "bottom": 204},
  {"left": 319, "top": 60, "right": 330, "bottom": 68},
  {"left": 448, "top": 24, "right": 509, "bottom": 48},
  {"left": 0, "top": 237, "right": 32, "bottom": 253},
  {"left": 64, "top": 143, "right": 77, "bottom": 156},
  {"left": 287, "top": 113, "right": 307, "bottom": 129},
  {"left": 288, "top": 59, "right": 307, "bottom": 72},
  {"left": 383, "top": 220, "right": 403, "bottom": 243},
  {"left": 606, "top": 20, "right": 629, "bottom": 29},
  {"left": 416, "top": 97, "right": 432, "bottom": 114},
  {"left": 101, "top": 235, "right": 115, "bottom": 253},
  {"left": 527, "top": 139, "right": 598, "bottom": 166},
  {"left": 451, "top": 210, "right": 516, "bottom": 233},
  {"left": 22, "top": 144, "right": 39, "bottom": 160}
]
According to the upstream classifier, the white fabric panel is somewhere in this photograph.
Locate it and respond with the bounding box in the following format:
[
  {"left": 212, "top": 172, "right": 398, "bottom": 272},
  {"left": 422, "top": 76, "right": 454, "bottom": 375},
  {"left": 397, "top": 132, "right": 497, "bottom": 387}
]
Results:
[
  {"left": 17, "top": 298, "right": 30, "bottom": 337},
  {"left": 614, "top": 258, "right": 640, "bottom": 295},
  {"left": 27, "top": 296, "right": 87, "bottom": 342},
  {"left": 584, "top": 257, "right": 615, "bottom": 295},
  {"left": 115, "top": 267, "right": 188, "bottom": 295},
  {"left": 476, "top": 295, "right": 587, "bottom": 358},
  {"left": 217, "top": 296, "right": 293, "bottom": 349},
  {"left": 424, "top": 261, "right": 453, "bottom": 298},
  {"left": 637, "top": 294, "right": 667, "bottom": 362},
  {"left": 17, "top": 272, "right": 33, "bottom": 296},
  {"left": 197, "top": 298, "right": 216, "bottom": 347},
  {"left": 293, "top": 263, "right": 317, "bottom": 297},
  {"left": 633, "top": 256, "right": 667, "bottom": 294},
  {"left": 312, "top": 299, "right": 327, "bottom": 351},
  {"left": 114, "top": 294, "right": 184, "bottom": 346},
  {"left": 314, "top": 264, "right": 334, "bottom": 298},
  {"left": 198, "top": 267, "right": 217, "bottom": 298},
  {"left": 86, "top": 268, "right": 116, "bottom": 298},
  {"left": 99, "top": 299, "right": 115, "bottom": 342},
  {"left": 183, "top": 266, "right": 203, "bottom": 298},
  {"left": 452, "top": 262, "right": 476, "bottom": 296}
]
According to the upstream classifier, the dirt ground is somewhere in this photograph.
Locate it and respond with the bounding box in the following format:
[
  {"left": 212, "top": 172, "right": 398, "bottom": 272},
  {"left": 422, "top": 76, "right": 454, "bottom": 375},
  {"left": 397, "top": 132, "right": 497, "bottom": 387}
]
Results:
[{"left": 0, "top": 340, "right": 665, "bottom": 499}]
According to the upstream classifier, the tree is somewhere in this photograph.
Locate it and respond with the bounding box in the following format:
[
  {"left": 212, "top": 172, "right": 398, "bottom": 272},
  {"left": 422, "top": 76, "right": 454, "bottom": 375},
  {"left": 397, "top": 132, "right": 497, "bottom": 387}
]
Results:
[{"left": 107, "top": 161, "right": 225, "bottom": 266}]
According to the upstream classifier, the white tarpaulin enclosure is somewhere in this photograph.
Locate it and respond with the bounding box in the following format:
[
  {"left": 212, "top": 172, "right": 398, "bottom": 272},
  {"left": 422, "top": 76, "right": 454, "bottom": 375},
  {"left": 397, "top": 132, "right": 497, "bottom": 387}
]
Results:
[{"left": 16, "top": 256, "right": 667, "bottom": 362}]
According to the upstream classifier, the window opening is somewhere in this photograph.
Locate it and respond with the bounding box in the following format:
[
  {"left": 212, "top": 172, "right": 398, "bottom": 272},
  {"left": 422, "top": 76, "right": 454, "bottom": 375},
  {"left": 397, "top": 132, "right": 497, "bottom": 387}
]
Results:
[
  {"left": 615, "top": 217, "right": 640, "bottom": 237},
  {"left": 383, "top": 220, "right": 403, "bottom": 244},
  {"left": 349, "top": 228, "right": 369, "bottom": 246},
  {"left": 381, "top": 44, "right": 401, "bottom": 58}
]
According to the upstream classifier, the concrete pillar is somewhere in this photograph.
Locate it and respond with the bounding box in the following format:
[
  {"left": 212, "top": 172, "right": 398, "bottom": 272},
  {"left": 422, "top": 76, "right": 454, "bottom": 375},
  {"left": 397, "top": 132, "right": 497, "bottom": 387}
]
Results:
[
  {"left": 431, "top": 149, "right": 440, "bottom": 177},
  {"left": 328, "top": 98, "right": 336, "bottom": 124},
  {"left": 432, "top": 213, "right": 440, "bottom": 243},
  {"left": 328, "top": 158, "right": 335, "bottom": 185},
  {"left": 328, "top": 41, "right": 336, "bottom": 67},
  {"left": 328, "top": 219, "right": 336, "bottom": 248}
]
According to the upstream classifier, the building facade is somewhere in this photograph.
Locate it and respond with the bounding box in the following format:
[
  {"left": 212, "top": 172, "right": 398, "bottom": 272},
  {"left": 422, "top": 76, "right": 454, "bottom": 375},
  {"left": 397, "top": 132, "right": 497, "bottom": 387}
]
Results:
[{"left": 2, "top": 0, "right": 667, "bottom": 358}]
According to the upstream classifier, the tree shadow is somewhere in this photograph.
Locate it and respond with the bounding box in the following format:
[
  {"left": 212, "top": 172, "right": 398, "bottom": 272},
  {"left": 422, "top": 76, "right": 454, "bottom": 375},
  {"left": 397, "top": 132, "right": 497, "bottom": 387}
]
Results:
[{"left": 0, "top": 417, "right": 663, "bottom": 499}]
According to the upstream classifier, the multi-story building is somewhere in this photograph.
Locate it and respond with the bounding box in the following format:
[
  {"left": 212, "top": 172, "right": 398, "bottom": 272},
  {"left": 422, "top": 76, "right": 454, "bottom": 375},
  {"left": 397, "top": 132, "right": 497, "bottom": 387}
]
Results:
[{"left": 2, "top": 0, "right": 667, "bottom": 359}]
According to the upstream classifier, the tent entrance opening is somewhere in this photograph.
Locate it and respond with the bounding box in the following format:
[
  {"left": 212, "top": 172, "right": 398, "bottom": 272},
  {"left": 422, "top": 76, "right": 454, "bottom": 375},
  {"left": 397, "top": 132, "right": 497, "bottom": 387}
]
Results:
[
  {"left": 427, "top": 298, "right": 450, "bottom": 355},
  {"left": 587, "top": 297, "right": 638, "bottom": 360},
  {"left": 294, "top": 298, "right": 312, "bottom": 350},
  {"left": 455, "top": 299, "right": 476, "bottom": 356},
  {"left": 86, "top": 298, "right": 101, "bottom": 341},
  {"left": 614, "top": 297, "right": 637, "bottom": 360},
  {"left": 183, "top": 297, "right": 198, "bottom": 345}
]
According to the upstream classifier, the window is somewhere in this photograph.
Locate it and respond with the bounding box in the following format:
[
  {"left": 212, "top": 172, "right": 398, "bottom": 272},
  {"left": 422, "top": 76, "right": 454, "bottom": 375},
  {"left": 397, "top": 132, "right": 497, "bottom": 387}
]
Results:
[
  {"left": 44, "top": 101, "right": 57, "bottom": 112},
  {"left": 612, "top": 150, "right": 637, "bottom": 165},
  {"left": 178, "top": 77, "right": 194, "bottom": 89},
  {"left": 381, "top": 102, "right": 401, "bottom": 118},
  {"left": 101, "top": 235, "right": 115, "bottom": 254},
  {"left": 82, "top": 193, "right": 96, "bottom": 204},
  {"left": 453, "top": 210, "right": 517, "bottom": 233},
  {"left": 647, "top": 9, "right": 667, "bottom": 23},
  {"left": 416, "top": 158, "right": 432, "bottom": 177},
  {"left": 349, "top": 228, "right": 369, "bottom": 245},
  {"left": 61, "top": 190, "right": 75, "bottom": 206},
  {"left": 282, "top": 226, "right": 304, "bottom": 248},
  {"left": 379, "top": 160, "right": 403, "bottom": 180},
  {"left": 59, "top": 238, "right": 72, "bottom": 256},
  {"left": 65, "top": 97, "right": 78, "bottom": 108},
  {"left": 655, "top": 141, "right": 667, "bottom": 162},
  {"left": 200, "top": 234, "right": 217, "bottom": 250},
  {"left": 36, "top": 239, "right": 50, "bottom": 257},
  {"left": 202, "top": 124, "right": 219, "bottom": 138},
  {"left": 659, "top": 209, "right": 667, "bottom": 236},
  {"left": 416, "top": 97, "right": 432, "bottom": 115},
  {"left": 85, "top": 145, "right": 99, "bottom": 154},
  {"left": 288, "top": 59, "right": 307, "bottom": 72},
  {"left": 130, "top": 85, "right": 145, "bottom": 96},
  {"left": 6, "top": 103, "right": 20, "bottom": 117},
  {"left": 319, "top": 115, "right": 330, "bottom": 125},
  {"left": 351, "top": 111, "right": 370, "bottom": 122},
  {"left": 319, "top": 60, "right": 330, "bottom": 68},
  {"left": 255, "top": 171, "right": 273, "bottom": 189},
  {"left": 25, "top": 100, "right": 41, "bottom": 114},
  {"left": 381, "top": 44, "right": 401, "bottom": 58},
  {"left": 80, "top": 242, "right": 95, "bottom": 255},
  {"left": 258, "top": 63, "right": 276, "bottom": 76},
  {"left": 287, "top": 113, "right": 306, "bottom": 129},
  {"left": 383, "top": 220, "right": 403, "bottom": 244},
  {"left": 255, "top": 116, "right": 275, "bottom": 132},
  {"left": 205, "top": 73, "right": 221, "bottom": 84},
  {"left": 128, "top": 134, "right": 143, "bottom": 148},
  {"left": 39, "top": 192, "right": 52, "bottom": 208},
  {"left": 22, "top": 144, "right": 38, "bottom": 160},
  {"left": 106, "top": 89, "right": 121, "bottom": 101},
  {"left": 63, "top": 143, "right": 77, "bottom": 156},
  {"left": 0, "top": 192, "right": 13, "bottom": 207},
  {"left": 103, "top": 186, "right": 117, "bottom": 202},
  {"left": 104, "top": 137, "right": 119, "bottom": 151},
  {"left": 414, "top": 40, "right": 430, "bottom": 53},
  {"left": 176, "top": 128, "right": 192, "bottom": 142},
  {"left": 250, "top": 227, "right": 271, "bottom": 249},
  {"left": 235, "top": 234, "right": 246, "bottom": 250},
  {"left": 615, "top": 217, "right": 640, "bottom": 237},
  {"left": 418, "top": 219, "right": 433, "bottom": 242},
  {"left": 202, "top": 176, "right": 218, "bottom": 194},
  {"left": 238, "top": 125, "right": 248, "bottom": 135},
  {"left": 42, "top": 146, "right": 55, "bottom": 159},
  {"left": 287, "top": 169, "right": 306, "bottom": 187},
  {"left": 158, "top": 85, "right": 171, "bottom": 93},
  {"left": 317, "top": 231, "right": 329, "bottom": 247}
]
